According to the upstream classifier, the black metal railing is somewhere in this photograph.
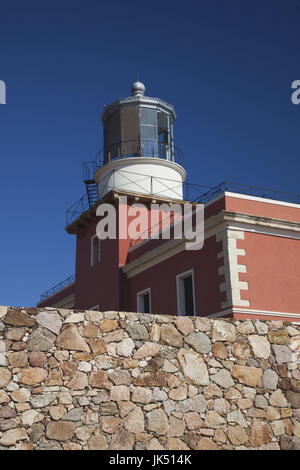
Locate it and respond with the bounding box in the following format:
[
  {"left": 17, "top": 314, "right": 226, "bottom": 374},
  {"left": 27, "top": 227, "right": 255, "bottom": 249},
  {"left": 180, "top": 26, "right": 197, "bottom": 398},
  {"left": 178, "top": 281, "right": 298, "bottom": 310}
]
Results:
[
  {"left": 66, "top": 178, "right": 300, "bottom": 227},
  {"left": 83, "top": 139, "right": 184, "bottom": 182},
  {"left": 65, "top": 194, "right": 91, "bottom": 226},
  {"left": 40, "top": 275, "right": 75, "bottom": 302},
  {"left": 195, "top": 181, "right": 300, "bottom": 204},
  {"left": 66, "top": 172, "right": 212, "bottom": 226}
]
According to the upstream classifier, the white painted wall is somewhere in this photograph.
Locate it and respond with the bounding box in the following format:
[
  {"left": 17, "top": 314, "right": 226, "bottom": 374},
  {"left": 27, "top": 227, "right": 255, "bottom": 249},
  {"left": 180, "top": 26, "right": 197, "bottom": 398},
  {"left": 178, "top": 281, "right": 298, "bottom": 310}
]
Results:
[{"left": 94, "top": 157, "right": 186, "bottom": 200}]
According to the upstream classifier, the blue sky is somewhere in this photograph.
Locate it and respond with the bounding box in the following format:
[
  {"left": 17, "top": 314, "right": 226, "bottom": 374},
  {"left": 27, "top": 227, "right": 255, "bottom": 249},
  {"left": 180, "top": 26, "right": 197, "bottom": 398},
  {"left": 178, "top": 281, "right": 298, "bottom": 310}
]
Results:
[{"left": 0, "top": 0, "right": 299, "bottom": 307}]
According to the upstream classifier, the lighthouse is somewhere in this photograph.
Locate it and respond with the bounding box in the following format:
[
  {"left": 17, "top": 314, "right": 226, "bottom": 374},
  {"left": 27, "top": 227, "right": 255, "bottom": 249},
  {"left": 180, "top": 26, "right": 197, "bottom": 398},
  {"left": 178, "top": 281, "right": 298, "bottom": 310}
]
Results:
[
  {"left": 93, "top": 81, "right": 186, "bottom": 200},
  {"left": 38, "top": 80, "right": 300, "bottom": 323}
]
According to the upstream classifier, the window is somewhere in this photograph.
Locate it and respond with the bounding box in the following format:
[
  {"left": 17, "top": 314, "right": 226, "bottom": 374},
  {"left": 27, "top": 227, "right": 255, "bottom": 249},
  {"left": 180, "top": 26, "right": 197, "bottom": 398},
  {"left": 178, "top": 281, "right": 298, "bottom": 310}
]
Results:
[
  {"left": 103, "top": 109, "right": 121, "bottom": 163},
  {"left": 90, "top": 305, "right": 99, "bottom": 311},
  {"left": 140, "top": 107, "right": 157, "bottom": 157},
  {"left": 157, "top": 111, "right": 171, "bottom": 160},
  {"left": 140, "top": 108, "right": 157, "bottom": 140},
  {"left": 137, "top": 288, "right": 151, "bottom": 314},
  {"left": 157, "top": 111, "right": 169, "bottom": 144},
  {"left": 91, "top": 235, "right": 100, "bottom": 266},
  {"left": 139, "top": 108, "right": 173, "bottom": 160},
  {"left": 176, "top": 270, "right": 196, "bottom": 316}
]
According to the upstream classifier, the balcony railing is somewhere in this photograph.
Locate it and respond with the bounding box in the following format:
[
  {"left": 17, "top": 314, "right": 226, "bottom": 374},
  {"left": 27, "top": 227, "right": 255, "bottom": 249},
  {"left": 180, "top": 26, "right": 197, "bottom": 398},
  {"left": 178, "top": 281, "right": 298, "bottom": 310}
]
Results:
[
  {"left": 66, "top": 170, "right": 212, "bottom": 226},
  {"left": 83, "top": 139, "right": 184, "bottom": 182},
  {"left": 66, "top": 177, "right": 300, "bottom": 227},
  {"left": 66, "top": 194, "right": 91, "bottom": 226},
  {"left": 195, "top": 181, "right": 300, "bottom": 204},
  {"left": 39, "top": 274, "right": 75, "bottom": 302}
]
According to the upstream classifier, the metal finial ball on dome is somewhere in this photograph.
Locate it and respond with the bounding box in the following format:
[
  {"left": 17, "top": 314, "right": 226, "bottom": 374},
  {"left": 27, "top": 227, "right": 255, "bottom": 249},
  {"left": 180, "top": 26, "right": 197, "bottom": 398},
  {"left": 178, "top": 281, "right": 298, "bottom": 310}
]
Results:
[{"left": 131, "top": 81, "right": 145, "bottom": 97}]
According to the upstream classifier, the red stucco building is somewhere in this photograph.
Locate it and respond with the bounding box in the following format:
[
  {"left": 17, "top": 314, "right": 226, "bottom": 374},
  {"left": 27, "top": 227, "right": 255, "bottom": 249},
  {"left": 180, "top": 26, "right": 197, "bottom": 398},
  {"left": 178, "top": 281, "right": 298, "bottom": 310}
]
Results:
[{"left": 38, "top": 82, "right": 300, "bottom": 322}]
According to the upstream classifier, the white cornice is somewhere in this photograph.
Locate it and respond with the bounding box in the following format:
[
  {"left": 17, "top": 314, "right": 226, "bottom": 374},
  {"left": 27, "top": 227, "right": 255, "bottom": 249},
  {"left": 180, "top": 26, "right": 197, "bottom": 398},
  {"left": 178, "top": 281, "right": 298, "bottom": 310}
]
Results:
[
  {"left": 223, "top": 211, "right": 300, "bottom": 240},
  {"left": 209, "top": 307, "right": 300, "bottom": 321}
]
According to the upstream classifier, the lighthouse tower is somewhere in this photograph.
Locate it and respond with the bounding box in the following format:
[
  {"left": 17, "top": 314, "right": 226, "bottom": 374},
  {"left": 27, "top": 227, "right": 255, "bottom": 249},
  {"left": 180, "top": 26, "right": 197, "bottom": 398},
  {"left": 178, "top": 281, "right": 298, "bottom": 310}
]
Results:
[{"left": 93, "top": 81, "right": 186, "bottom": 200}]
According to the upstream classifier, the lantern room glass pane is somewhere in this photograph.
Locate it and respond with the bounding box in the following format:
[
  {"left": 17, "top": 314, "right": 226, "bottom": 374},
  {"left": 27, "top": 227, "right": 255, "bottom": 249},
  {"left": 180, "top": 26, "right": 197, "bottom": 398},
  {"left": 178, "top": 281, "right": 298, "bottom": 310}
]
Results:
[
  {"left": 157, "top": 111, "right": 169, "bottom": 143},
  {"left": 140, "top": 107, "right": 157, "bottom": 157},
  {"left": 140, "top": 107, "right": 157, "bottom": 125},
  {"left": 103, "top": 110, "right": 121, "bottom": 163},
  {"left": 140, "top": 125, "right": 157, "bottom": 140},
  {"left": 157, "top": 111, "right": 171, "bottom": 160},
  {"left": 139, "top": 107, "right": 174, "bottom": 160}
]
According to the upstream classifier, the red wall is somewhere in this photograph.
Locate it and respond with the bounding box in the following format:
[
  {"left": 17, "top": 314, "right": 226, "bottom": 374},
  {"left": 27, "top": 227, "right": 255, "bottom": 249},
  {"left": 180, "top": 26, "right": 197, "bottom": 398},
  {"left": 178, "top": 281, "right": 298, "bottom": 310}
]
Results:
[
  {"left": 238, "top": 232, "right": 300, "bottom": 315},
  {"left": 225, "top": 196, "right": 300, "bottom": 223},
  {"left": 74, "top": 220, "right": 120, "bottom": 311},
  {"left": 123, "top": 234, "right": 224, "bottom": 316},
  {"left": 119, "top": 202, "right": 184, "bottom": 266},
  {"left": 44, "top": 193, "right": 300, "bottom": 320},
  {"left": 126, "top": 196, "right": 225, "bottom": 264},
  {"left": 74, "top": 195, "right": 228, "bottom": 315}
]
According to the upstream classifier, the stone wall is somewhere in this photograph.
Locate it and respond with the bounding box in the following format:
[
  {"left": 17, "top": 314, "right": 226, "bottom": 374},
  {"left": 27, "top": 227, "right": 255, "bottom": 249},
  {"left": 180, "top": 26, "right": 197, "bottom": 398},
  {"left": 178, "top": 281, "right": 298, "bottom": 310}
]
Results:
[{"left": 0, "top": 306, "right": 299, "bottom": 450}]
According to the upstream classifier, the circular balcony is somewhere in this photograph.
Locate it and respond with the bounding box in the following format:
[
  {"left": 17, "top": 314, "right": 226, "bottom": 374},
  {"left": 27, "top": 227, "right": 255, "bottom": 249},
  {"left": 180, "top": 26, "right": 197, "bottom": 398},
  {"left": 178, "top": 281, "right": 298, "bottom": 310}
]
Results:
[
  {"left": 97, "top": 139, "right": 184, "bottom": 168},
  {"left": 83, "top": 140, "right": 184, "bottom": 182}
]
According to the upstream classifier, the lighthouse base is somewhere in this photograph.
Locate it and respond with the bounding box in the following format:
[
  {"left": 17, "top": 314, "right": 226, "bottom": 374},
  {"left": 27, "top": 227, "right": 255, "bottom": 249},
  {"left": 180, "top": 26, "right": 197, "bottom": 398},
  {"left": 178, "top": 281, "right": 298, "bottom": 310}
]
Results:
[{"left": 94, "top": 158, "right": 187, "bottom": 200}]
